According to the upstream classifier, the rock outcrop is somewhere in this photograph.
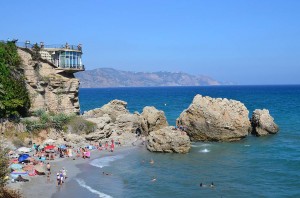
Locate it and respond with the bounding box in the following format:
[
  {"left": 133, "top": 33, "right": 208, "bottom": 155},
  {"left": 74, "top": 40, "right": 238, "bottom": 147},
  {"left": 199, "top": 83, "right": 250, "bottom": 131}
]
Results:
[
  {"left": 141, "top": 106, "right": 168, "bottom": 135},
  {"left": 18, "top": 48, "right": 80, "bottom": 114},
  {"left": 251, "top": 109, "right": 279, "bottom": 136},
  {"left": 176, "top": 94, "right": 251, "bottom": 142},
  {"left": 146, "top": 126, "right": 191, "bottom": 154},
  {"left": 83, "top": 100, "right": 129, "bottom": 121},
  {"left": 83, "top": 100, "right": 141, "bottom": 142}
]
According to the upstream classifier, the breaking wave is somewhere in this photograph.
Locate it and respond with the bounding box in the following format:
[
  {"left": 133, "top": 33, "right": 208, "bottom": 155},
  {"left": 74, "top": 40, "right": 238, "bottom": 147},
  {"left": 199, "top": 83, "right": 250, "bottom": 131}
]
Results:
[{"left": 90, "top": 155, "right": 124, "bottom": 168}]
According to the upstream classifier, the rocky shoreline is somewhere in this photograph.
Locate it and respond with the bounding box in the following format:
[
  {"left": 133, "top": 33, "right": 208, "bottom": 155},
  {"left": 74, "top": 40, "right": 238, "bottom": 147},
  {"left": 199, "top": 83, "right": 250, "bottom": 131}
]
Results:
[{"left": 2, "top": 94, "right": 279, "bottom": 155}]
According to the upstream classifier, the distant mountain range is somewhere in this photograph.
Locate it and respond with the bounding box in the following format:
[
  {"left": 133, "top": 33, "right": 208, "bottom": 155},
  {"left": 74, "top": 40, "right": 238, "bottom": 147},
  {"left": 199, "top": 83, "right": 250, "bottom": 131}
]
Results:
[{"left": 75, "top": 68, "right": 222, "bottom": 88}]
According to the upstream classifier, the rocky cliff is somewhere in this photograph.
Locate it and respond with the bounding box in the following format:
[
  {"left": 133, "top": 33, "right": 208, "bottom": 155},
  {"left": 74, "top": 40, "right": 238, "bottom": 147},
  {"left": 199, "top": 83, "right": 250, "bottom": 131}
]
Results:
[
  {"left": 75, "top": 68, "right": 221, "bottom": 88},
  {"left": 18, "top": 48, "right": 80, "bottom": 114}
]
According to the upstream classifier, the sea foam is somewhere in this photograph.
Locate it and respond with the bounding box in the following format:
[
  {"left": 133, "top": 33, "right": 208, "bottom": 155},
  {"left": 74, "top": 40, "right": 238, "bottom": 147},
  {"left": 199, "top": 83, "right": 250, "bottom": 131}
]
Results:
[
  {"left": 199, "top": 148, "right": 210, "bottom": 153},
  {"left": 90, "top": 155, "right": 124, "bottom": 168},
  {"left": 76, "top": 178, "right": 112, "bottom": 198}
]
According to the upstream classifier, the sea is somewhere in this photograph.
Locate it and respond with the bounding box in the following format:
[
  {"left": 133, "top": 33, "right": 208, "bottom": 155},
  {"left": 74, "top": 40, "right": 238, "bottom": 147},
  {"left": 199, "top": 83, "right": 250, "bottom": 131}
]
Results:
[{"left": 52, "top": 85, "right": 300, "bottom": 198}]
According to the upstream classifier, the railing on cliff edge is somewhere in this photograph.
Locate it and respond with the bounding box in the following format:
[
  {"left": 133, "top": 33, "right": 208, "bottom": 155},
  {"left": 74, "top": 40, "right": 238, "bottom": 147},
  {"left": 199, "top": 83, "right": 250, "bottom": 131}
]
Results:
[{"left": 0, "top": 40, "right": 82, "bottom": 51}]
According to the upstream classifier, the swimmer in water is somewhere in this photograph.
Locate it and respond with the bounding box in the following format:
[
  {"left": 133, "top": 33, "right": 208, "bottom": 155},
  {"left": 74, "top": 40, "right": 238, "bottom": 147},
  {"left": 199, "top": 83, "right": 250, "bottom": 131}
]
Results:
[
  {"left": 210, "top": 182, "right": 214, "bottom": 188},
  {"left": 150, "top": 159, "right": 154, "bottom": 164},
  {"left": 102, "top": 172, "right": 112, "bottom": 176},
  {"left": 151, "top": 177, "right": 156, "bottom": 182},
  {"left": 200, "top": 183, "right": 207, "bottom": 187}
]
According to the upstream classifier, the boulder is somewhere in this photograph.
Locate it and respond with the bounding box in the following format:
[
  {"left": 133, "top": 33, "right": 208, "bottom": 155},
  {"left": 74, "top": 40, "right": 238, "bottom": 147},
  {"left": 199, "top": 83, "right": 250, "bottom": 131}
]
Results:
[
  {"left": 83, "top": 100, "right": 129, "bottom": 121},
  {"left": 64, "top": 134, "right": 86, "bottom": 144},
  {"left": 141, "top": 106, "right": 168, "bottom": 135},
  {"left": 251, "top": 109, "right": 279, "bottom": 136},
  {"left": 86, "top": 114, "right": 112, "bottom": 131},
  {"left": 85, "top": 123, "right": 115, "bottom": 141},
  {"left": 146, "top": 126, "right": 191, "bottom": 154},
  {"left": 176, "top": 94, "right": 251, "bottom": 142},
  {"left": 115, "top": 113, "right": 142, "bottom": 134}
]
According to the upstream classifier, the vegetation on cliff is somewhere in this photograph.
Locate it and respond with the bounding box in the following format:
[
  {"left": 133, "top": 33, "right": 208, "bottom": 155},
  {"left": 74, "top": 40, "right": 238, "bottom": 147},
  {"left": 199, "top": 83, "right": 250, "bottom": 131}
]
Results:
[
  {"left": 0, "top": 42, "right": 30, "bottom": 118},
  {"left": 22, "top": 110, "right": 96, "bottom": 135}
]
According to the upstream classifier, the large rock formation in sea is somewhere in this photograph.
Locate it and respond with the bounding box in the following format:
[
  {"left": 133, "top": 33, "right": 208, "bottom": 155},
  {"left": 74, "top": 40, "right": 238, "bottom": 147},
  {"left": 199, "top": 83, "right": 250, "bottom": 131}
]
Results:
[
  {"left": 251, "top": 109, "right": 279, "bottom": 136},
  {"left": 141, "top": 106, "right": 169, "bottom": 135},
  {"left": 18, "top": 48, "right": 80, "bottom": 114},
  {"left": 146, "top": 126, "right": 191, "bottom": 154},
  {"left": 75, "top": 68, "right": 221, "bottom": 88},
  {"left": 176, "top": 94, "right": 251, "bottom": 142}
]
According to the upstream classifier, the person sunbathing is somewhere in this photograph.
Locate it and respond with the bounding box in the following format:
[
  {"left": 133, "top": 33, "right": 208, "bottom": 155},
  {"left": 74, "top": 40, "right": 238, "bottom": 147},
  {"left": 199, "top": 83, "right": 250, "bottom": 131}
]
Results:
[{"left": 15, "top": 175, "right": 29, "bottom": 182}]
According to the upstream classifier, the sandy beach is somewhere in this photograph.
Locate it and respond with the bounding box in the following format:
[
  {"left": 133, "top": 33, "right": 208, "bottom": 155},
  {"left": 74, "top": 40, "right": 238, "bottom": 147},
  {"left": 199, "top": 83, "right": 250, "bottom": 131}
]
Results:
[{"left": 7, "top": 144, "right": 138, "bottom": 198}]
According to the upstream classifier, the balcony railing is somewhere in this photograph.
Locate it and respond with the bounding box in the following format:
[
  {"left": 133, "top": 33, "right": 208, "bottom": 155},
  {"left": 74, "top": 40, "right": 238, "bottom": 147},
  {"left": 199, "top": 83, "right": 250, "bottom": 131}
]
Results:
[{"left": 15, "top": 42, "right": 82, "bottom": 51}]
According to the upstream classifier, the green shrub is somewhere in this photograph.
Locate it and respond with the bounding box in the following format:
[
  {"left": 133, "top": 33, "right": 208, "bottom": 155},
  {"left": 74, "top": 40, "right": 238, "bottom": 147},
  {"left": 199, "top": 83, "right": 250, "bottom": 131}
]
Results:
[
  {"left": 12, "top": 138, "right": 24, "bottom": 147},
  {"left": 51, "top": 113, "right": 72, "bottom": 130},
  {"left": 67, "top": 116, "right": 96, "bottom": 135},
  {"left": 22, "top": 111, "right": 74, "bottom": 132}
]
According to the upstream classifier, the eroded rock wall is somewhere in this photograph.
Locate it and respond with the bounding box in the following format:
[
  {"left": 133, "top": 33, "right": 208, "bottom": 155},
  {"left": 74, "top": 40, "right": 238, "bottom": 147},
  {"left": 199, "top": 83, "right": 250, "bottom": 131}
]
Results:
[{"left": 18, "top": 48, "right": 80, "bottom": 115}]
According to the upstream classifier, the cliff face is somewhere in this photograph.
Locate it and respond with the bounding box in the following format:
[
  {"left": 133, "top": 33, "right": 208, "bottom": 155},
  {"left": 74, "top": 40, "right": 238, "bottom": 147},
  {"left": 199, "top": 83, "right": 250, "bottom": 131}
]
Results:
[
  {"left": 18, "top": 48, "right": 80, "bottom": 115},
  {"left": 75, "top": 68, "right": 221, "bottom": 88}
]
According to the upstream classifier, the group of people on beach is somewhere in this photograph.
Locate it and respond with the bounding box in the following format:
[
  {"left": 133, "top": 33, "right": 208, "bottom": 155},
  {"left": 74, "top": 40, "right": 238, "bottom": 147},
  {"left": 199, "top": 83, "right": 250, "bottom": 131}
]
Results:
[{"left": 56, "top": 168, "right": 67, "bottom": 186}]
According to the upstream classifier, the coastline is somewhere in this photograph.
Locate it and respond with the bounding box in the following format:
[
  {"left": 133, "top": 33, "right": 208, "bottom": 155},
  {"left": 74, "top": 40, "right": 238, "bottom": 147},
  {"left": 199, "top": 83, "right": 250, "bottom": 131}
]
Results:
[{"left": 8, "top": 144, "right": 138, "bottom": 198}]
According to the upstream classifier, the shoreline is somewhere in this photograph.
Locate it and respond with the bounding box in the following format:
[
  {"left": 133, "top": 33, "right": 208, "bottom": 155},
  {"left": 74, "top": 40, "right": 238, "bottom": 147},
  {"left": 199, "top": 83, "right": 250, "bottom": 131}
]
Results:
[{"left": 8, "top": 144, "right": 139, "bottom": 198}]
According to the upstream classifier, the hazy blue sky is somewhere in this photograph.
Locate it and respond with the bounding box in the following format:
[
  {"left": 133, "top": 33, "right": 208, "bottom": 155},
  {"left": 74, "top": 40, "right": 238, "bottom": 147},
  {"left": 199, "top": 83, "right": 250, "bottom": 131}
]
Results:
[{"left": 1, "top": 0, "right": 299, "bottom": 85}]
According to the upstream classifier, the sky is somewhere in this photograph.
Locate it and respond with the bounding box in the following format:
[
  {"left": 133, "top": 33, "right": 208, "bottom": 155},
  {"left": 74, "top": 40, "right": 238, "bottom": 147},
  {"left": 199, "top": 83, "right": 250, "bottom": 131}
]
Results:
[{"left": 1, "top": 0, "right": 300, "bottom": 85}]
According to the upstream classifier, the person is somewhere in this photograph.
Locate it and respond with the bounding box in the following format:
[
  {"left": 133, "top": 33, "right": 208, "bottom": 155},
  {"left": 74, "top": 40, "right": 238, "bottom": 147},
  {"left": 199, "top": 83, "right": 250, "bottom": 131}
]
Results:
[
  {"left": 46, "top": 162, "right": 51, "bottom": 175},
  {"left": 15, "top": 175, "right": 29, "bottom": 182},
  {"left": 102, "top": 172, "right": 112, "bottom": 176},
  {"left": 105, "top": 141, "right": 108, "bottom": 150},
  {"left": 142, "top": 136, "right": 146, "bottom": 145},
  {"left": 210, "top": 182, "right": 214, "bottom": 188},
  {"left": 62, "top": 168, "right": 67, "bottom": 180},
  {"left": 56, "top": 173, "right": 60, "bottom": 186},
  {"left": 98, "top": 142, "right": 102, "bottom": 150},
  {"left": 151, "top": 177, "right": 156, "bottom": 182},
  {"left": 110, "top": 139, "right": 115, "bottom": 152},
  {"left": 135, "top": 128, "right": 141, "bottom": 137},
  {"left": 150, "top": 159, "right": 154, "bottom": 165},
  {"left": 60, "top": 171, "right": 64, "bottom": 185},
  {"left": 46, "top": 171, "right": 50, "bottom": 183}
]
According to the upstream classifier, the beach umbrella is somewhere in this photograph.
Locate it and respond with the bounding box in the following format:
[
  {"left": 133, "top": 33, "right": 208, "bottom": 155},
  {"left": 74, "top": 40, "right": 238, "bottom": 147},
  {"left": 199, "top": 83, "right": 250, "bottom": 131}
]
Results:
[
  {"left": 34, "top": 165, "right": 45, "bottom": 173},
  {"left": 17, "top": 147, "right": 31, "bottom": 153},
  {"left": 60, "top": 145, "right": 67, "bottom": 149},
  {"left": 23, "top": 164, "right": 34, "bottom": 171},
  {"left": 18, "top": 154, "right": 30, "bottom": 162},
  {"left": 45, "top": 145, "right": 55, "bottom": 150},
  {"left": 45, "top": 149, "right": 55, "bottom": 153},
  {"left": 10, "top": 163, "right": 23, "bottom": 170},
  {"left": 11, "top": 170, "right": 28, "bottom": 178}
]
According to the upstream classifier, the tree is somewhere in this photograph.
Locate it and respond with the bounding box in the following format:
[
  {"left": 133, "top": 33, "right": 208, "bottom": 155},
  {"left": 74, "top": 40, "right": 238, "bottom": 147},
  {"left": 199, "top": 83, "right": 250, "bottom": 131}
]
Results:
[
  {"left": 0, "top": 42, "right": 30, "bottom": 118},
  {"left": 0, "top": 83, "right": 4, "bottom": 109}
]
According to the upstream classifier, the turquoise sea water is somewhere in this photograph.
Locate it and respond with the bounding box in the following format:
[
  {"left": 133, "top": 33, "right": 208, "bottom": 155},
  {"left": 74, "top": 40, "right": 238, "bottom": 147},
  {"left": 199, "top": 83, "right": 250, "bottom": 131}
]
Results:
[{"left": 53, "top": 85, "right": 300, "bottom": 198}]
